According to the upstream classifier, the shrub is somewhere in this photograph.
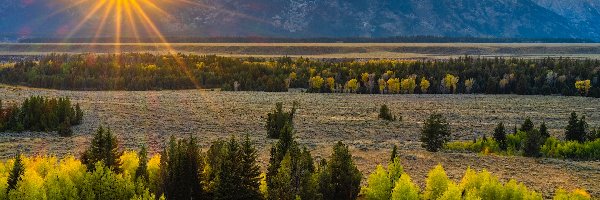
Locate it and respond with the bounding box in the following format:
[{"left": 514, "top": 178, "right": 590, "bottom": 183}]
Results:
[
  {"left": 445, "top": 138, "right": 500, "bottom": 155},
  {"left": 421, "top": 114, "right": 451, "bottom": 152},
  {"left": 541, "top": 138, "right": 600, "bottom": 160},
  {"left": 553, "top": 188, "right": 591, "bottom": 200},
  {"left": 266, "top": 102, "right": 297, "bottom": 139},
  {"left": 378, "top": 105, "right": 396, "bottom": 121}
]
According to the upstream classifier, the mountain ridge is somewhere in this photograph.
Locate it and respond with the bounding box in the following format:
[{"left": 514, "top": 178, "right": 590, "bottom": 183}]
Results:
[{"left": 1, "top": 0, "right": 599, "bottom": 41}]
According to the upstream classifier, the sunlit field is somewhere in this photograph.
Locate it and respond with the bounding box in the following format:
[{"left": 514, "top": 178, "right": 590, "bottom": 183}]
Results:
[{"left": 3, "top": 43, "right": 600, "bottom": 59}]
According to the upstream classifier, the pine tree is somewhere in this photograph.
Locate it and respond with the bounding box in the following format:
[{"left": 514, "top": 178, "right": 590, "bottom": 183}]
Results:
[
  {"left": 58, "top": 117, "right": 73, "bottom": 137},
  {"left": 565, "top": 112, "right": 587, "bottom": 142},
  {"left": 162, "top": 135, "right": 204, "bottom": 200},
  {"left": 74, "top": 103, "right": 83, "bottom": 125},
  {"left": 135, "top": 145, "right": 149, "bottom": 182},
  {"left": 420, "top": 114, "right": 451, "bottom": 152},
  {"left": 520, "top": 117, "right": 534, "bottom": 133},
  {"left": 318, "top": 141, "right": 362, "bottom": 200},
  {"left": 239, "top": 134, "right": 262, "bottom": 199},
  {"left": 7, "top": 151, "right": 24, "bottom": 193},
  {"left": 539, "top": 122, "right": 549, "bottom": 139},
  {"left": 266, "top": 102, "right": 297, "bottom": 139},
  {"left": 493, "top": 122, "right": 507, "bottom": 150},
  {"left": 81, "top": 126, "right": 122, "bottom": 172},
  {"left": 215, "top": 137, "right": 243, "bottom": 200},
  {"left": 390, "top": 145, "right": 398, "bottom": 162},
  {"left": 523, "top": 129, "right": 543, "bottom": 157},
  {"left": 577, "top": 116, "right": 588, "bottom": 142},
  {"left": 267, "top": 123, "right": 296, "bottom": 189}
]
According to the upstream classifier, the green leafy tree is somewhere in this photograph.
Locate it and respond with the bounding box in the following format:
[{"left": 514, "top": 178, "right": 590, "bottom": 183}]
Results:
[
  {"left": 391, "top": 173, "right": 420, "bottom": 200},
  {"left": 424, "top": 164, "right": 450, "bottom": 200},
  {"left": 81, "top": 126, "right": 122, "bottom": 172},
  {"left": 494, "top": 122, "right": 507, "bottom": 150},
  {"left": 420, "top": 114, "right": 451, "bottom": 152},
  {"left": 318, "top": 141, "right": 362, "bottom": 200},
  {"left": 364, "top": 165, "right": 391, "bottom": 200}
]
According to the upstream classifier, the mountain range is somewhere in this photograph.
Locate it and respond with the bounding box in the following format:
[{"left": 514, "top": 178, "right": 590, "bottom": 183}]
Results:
[{"left": 1, "top": 0, "right": 600, "bottom": 41}]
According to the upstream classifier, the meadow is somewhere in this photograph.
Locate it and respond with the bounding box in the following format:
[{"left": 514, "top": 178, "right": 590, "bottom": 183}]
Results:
[{"left": 0, "top": 85, "right": 598, "bottom": 198}]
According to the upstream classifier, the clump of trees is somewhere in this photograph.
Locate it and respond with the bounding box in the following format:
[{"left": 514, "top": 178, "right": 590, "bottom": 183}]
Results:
[
  {"left": 0, "top": 96, "right": 83, "bottom": 136},
  {"left": 265, "top": 102, "right": 297, "bottom": 139},
  {"left": 446, "top": 112, "right": 600, "bottom": 160},
  {"left": 420, "top": 113, "right": 451, "bottom": 152},
  {"left": 3, "top": 54, "right": 600, "bottom": 97}
]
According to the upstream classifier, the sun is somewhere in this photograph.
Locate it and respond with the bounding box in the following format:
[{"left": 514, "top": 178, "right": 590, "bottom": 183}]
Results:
[{"left": 63, "top": 0, "right": 172, "bottom": 46}]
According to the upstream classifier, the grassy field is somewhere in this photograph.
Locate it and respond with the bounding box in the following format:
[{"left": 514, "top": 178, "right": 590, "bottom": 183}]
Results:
[
  {"left": 0, "top": 85, "right": 598, "bottom": 197},
  {"left": 2, "top": 43, "right": 600, "bottom": 59}
]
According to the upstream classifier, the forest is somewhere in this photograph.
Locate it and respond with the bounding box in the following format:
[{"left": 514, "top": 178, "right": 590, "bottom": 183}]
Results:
[{"left": 0, "top": 53, "right": 599, "bottom": 98}]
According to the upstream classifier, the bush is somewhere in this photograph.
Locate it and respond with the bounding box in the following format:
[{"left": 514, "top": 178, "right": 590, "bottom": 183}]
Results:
[
  {"left": 445, "top": 138, "right": 500, "bottom": 155},
  {"left": 266, "top": 102, "right": 297, "bottom": 139},
  {"left": 553, "top": 188, "right": 592, "bottom": 200},
  {"left": 420, "top": 114, "right": 451, "bottom": 152},
  {"left": 378, "top": 105, "right": 397, "bottom": 121},
  {"left": 541, "top": 138, "right": 600, "bottom": 160}
]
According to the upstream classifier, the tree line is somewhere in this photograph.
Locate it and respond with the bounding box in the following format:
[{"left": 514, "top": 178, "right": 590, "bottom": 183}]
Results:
[
  {"left": 0, "top": 96, "right": 83, "bottom": 136},
  {"left": 1, "top": 54, "right": 600, "bottom": 98}
]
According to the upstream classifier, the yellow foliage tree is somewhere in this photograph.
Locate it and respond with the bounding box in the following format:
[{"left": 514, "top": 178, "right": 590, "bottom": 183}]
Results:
[
  {"left": 326, "top": 77, "right": 335, "bottom": 92},
  {"left": 443, "top": 74, "right": 460, "bottom": 94},
  {"left": 420, "top": 78, "right": 430, "bottom": 94},
  {"left": 465, "top": 78, "right": 475, "bottom": 93},
  {"left": 378, "top": 79, "right": 387, "bottom": 94},
  {"left": 361, "top": 73, "right": 370, "bottom": 84},
  {"left": 120, "top": 151, "right": 139, "bottom": 179},
  {"left": 387, "top": 78, "right": 401, "bottom": 94},
  {"left": 401, "top": 77, "right": 417, "bottom": 94},
  {"left": 346, "top": 79, "right": 359, "bottom": 93},
  {"left": 575, "top": 80, "right": 591, "bottom": 96},
  {"left": 309, "top": 76, "right": 324, "bottom": 91}
]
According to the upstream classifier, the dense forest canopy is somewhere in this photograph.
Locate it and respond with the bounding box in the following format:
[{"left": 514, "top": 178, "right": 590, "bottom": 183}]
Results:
[{"left": 1, "top": 53, "right": 599, "bottom": 98}]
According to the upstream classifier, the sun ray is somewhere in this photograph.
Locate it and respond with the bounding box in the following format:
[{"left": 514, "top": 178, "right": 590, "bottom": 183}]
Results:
[
  {"left": 92, "top": 0, "right": 116, "bottom": 43},
  {"left": 64, "top": 0, "right": 109, "bottom": 40},
  {"left": 124, "top": 0, "right": 142, "bottom": 43}
]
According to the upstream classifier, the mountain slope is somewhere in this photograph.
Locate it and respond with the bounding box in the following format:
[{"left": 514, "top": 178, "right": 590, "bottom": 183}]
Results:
[{"left": 0, "top": 0, "right": 599, "bottom": 40}]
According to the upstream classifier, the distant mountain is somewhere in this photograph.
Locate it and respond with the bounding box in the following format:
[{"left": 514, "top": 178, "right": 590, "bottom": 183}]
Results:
[{"left": 1, "top": 0, "right": 600, "bottom": 41}]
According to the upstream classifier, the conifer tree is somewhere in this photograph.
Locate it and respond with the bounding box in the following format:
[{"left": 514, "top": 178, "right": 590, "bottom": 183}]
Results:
[
  {"left": 239, "top": 134, "right": 262, "bottom": 199},
  {"left": 318, "top": 141, "right": 362, "bottom": 200},
  {"left": 523, "top": 129, "right": 543, "bottom": 157},
  {"left": 390, "top": 145, "right": 398, "bottom": 162},
  {"left": 7, "top": 151, "right": 24, "bottom": 193},
  {"left": 161, "top": 135, "right": 204, "bottom": 200},
  {"left": 539, "top": 122, "right": 549, "bottom": 139},
  {"left": 420, "top": 114, "right": 451, "bottom": 152},
  {"left": 267, "top": 123, "right": 296, "bottom": 189},
  {"left": 266, "top": 102, "right": 297, "bottom": 139},
  {"left": 566, "top": 112, "right": 587, "bottom": 142},
  {"left": 215, "top": 137, "right": 243, "bottom": 200},
  {"left": 520, "top": 117, "right": 534, "bottom": 133},
  {"left": 493, "top": 122, "right": 507, "bottom": 150},
  {"left": 135, "top": 145, "right": 149, "bottom": 182},
  {"left": 81, "top": 126, "right": 122, "bottom": 172}
]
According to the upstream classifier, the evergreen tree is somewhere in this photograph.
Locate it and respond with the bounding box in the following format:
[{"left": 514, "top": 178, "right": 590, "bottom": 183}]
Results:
[
  {"left": 135, "top": 145, "right": 149, "bottom": 182},
  {"left": 57, "top": 117, "right": 73, "bottom": 137},
  {"left": 420, "top": 114, "right": 451, "bottom": 152},
  {"left": 74, "top": 103, "right": 84, "bottom": 125},
  {"left": 318, "top": 141, "right": 362, "bottom": 200},
  {"left": 239, "top": 134, "right": 262, "bottom": 199},
  {"left": 565, "top": 112, "right": 587, "bottom": 142},
  {"left": 161, "top": 135, "right": 204, "bottom": 200},
  {"left": 493, "top": 122, "right": 507, "bottom": 150},
  {"left": 267, "top": 123, "right": 296, "bottom": 189},
  {"left": 520, "top": 117, "right": 534, "bottom": 133},
  {"left": 523, "top": 129, "right": 543, "bottom": 157},
  {"left": 390, "top": 145, "right": 398, "bottom": 162},
  {"left": 81, "top": 126, "right": 122, "bottom": 172},
  {"left": 215, "top": 137, "right": 243, "bottom": 200},
  {"left": 7, "top": 151, "right": 24, "bottom": 193},
  {"left": 266, "top": 102, "right": 297, "bottom": 139},
  {"left": 539, "top": 121, "right": 550, "bottom": 139}
]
